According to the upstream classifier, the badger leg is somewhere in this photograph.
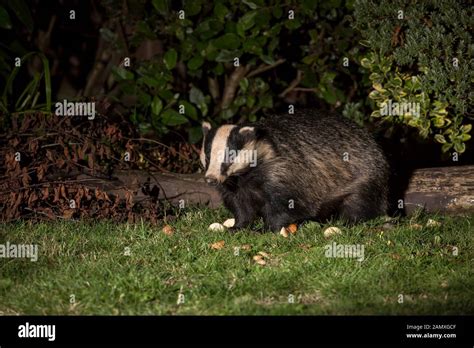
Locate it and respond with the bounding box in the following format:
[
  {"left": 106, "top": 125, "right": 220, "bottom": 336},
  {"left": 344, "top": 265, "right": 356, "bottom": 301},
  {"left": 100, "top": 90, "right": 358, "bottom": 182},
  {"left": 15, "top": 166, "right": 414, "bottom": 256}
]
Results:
[
  {"left": 223, "top": 195, "right": 257, "bottom": 230},
  {"left": 262, "top": 202, "right": 293, "bottom": 232},
  {"left": 338, "top": 182, "right": 387, "bottom": 223}
]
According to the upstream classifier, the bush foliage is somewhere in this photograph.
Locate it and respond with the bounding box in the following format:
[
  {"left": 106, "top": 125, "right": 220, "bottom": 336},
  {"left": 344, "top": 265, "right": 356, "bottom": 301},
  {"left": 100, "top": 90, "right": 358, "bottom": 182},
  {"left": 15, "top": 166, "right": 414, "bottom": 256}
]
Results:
[
  {"left": 100, "top": 0, "right": 364, "bottom": 143},
  {"left": 354, "top": 0, "right": 473, "bottom": 153},
  {"left": 0, "top": 0, "right": 472, "bottom": 154}
]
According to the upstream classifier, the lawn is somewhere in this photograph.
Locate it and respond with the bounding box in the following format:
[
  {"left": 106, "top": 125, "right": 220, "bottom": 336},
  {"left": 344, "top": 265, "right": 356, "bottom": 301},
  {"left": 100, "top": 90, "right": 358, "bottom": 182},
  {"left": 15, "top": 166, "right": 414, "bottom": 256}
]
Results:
[{"left": 0, "top": 208, "right": 473, "bottom": 315}]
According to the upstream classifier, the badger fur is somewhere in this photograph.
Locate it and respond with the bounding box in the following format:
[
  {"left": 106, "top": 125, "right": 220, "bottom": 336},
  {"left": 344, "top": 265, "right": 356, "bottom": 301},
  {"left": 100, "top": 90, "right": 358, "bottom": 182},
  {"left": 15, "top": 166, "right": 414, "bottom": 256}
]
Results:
[{"left": 201, "top": 110, "right": 389, "bottom": 232}]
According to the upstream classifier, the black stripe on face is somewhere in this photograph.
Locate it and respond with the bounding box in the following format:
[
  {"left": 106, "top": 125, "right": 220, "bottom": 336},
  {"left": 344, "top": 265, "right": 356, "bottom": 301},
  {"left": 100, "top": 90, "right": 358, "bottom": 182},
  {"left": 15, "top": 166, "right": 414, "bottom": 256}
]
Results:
[{"left": 219, "top": 127, "right": 252, "bottom": 176}]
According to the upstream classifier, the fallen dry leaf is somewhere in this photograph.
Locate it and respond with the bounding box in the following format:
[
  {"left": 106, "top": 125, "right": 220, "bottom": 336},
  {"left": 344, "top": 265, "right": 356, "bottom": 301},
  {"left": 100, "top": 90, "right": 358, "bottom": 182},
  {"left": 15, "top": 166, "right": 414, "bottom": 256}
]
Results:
[
  {"left": 208, "top": 222, "right": 225, "bottom": 232},
  {"left": 241, "top": 244, "right": 251, "bottom": 250},
  {"left": 62, "top": 209, "right": 74, "bottom": 220},
  {"left": 253, "top": 255, "right": 266, "bottom": 265},
  {"left": 287, "top": 223, "right": 298, "bottom": 234},
  {"left": 279, "top": 227, "right": 289, "bottom": 238},
  {"left": 410, "top": 223, "right": 423, "bottom": 230},
  {"left": 426, "top": 219, "right": 441, "bottom": 227},
  {"left": 211, "top": 240, "right": 225, "bottom": 250},
  {"left": 162, "top": 225, "right": 174, "bottom": 235},
  {"left": 258, "top": 251, "right": 270, "bottom": 258},
  {"left": 323, "top": 226, "right": 342, "bottom": 238},
  {"left": 222, "top": 218, "right": 235, "bottom": 228}
]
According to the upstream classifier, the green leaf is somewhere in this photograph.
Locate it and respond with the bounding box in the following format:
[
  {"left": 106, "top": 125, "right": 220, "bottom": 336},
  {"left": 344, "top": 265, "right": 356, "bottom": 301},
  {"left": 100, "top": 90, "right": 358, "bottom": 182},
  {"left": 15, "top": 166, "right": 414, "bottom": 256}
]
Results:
[
  {"left": 368, "top": 90, "right": 381, "bottom": 100},
  {"left": 239, "top": 78, "right": 249, "bottom": 92},
  {"left": 434, "top": 134, "right": 446, "bottom": 144},
  {"left": 237, "top": 11, "right": 257, "bottom": 36},
  {"left": 151, "top": 97, "right": 163, "bottom": 116},
  {"left": 187, "top": 55, "right": 204, "bottom": 70},
  {"left": 163, "top": 49, "right": 177, "bottom": 70},
  {"left": 258, "top": 94, "right": 273, "bottom": 108},
  {"left": 392, "top": 76, "right": 403, "bottom": 87},
  {"left": 0, "top": 6, "right": 12, "bottom": 29},
  {"left": 184, "top": 1, "right": 201, "bottom": 16},
  {"left": 162, "top": 109, "right": 188, "bottom": 126},
  {"left": 215, "top": 49, "right": 238, "bottom": 62},
  {"left": 242, "top": 0, "right": 258, "bottom": 9},
  {"left": 246, "top": 95, "right": 256, "bottom": 108},
  {"left": 285, "top": 18, "right": 301, "bottom": 30},
  {"left": 461, "top": 124, "right": 472, "bottom": 133},
  {"left": 272, "top": 6, "right": 283, "bottom": 18},
  {"left": 360, "top": 58, "right": 372, "bottom": 68},
  {"left": 179, "top": 100, "right": 198, "bottom": 120},
  {"left": 112, "top": 66, "right": 134, "bottom": 80},
  {"left": 453, "top": 142, "right": 466, "bottom": 154},
  {"left": 260, "top": 55, "right": 275, "bottom": 65},
  {"left": 158, "top": 89, "right": 174, "bottom": 102},
  {"left": 7, "top": 0, "right": 33, "bottom": 32},
  {"left": 214, "top": 3, "right": 229, "bottom": 21},
  {"left": 432, "top": 117, "right": 445, "bottom": 128},
  {"left": 189, "top": 86, "right": 205, "bottom": 106},
  {"left": 234, "top": 95, "right": 246, "bottom": 106},
  {"left": 220, "top": 108, "right": 236, "bottom": 120},
  {"left": 213, "top": 33, "right": 241, "bottom": 50},
  {"left": 371, "top": 110, "right": 381, "bottom": 118},
  {"left": 441, "top": 142, "right": 452, "bottom": 153},
  {"left": 152, "top": 0, "right": 168, "bottom": 15},
  {"left": 302, "top": 0, "right": 317, "bottom": 11},
  {"left": 188, "top": 126, "right": 203, "bottom": 143}
]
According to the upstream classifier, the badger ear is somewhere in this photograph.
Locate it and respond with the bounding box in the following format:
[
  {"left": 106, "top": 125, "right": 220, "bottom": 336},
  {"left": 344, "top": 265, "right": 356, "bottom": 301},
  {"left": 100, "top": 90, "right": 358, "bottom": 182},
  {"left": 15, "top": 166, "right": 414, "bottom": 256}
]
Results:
[
  {"left": 202, "top": 121, "right": 211, "bottom": 136},
  {"left": 239, "top": 126, "right": 255, "bottom": 136}
]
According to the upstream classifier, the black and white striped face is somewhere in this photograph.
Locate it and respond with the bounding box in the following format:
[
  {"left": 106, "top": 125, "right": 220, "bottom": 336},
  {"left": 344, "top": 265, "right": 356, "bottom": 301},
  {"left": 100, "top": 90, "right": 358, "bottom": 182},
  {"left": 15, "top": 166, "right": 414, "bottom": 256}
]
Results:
[{"left": 200, "top": 122, "right": 258, "bottom": 185}]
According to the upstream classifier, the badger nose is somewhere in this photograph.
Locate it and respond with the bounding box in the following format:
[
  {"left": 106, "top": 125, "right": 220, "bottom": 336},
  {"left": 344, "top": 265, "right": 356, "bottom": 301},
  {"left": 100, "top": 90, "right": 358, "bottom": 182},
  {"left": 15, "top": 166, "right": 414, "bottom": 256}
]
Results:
[{"left": 205, "top": 176, "right": 218, "bottom": 185}]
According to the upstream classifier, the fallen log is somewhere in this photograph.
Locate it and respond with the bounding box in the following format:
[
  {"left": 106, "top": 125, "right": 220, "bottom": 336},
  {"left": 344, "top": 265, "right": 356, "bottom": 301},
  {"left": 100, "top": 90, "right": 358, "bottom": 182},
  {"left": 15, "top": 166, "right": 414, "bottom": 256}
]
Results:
[
  {"left": 403, "top": 165, "right": 474, "bottom": 215},
  {"left": 76, "top": 165, "right": 474, "bottom": 214},
  {"left": 76, "top": 170, "right": 223, "bottom": 209}
]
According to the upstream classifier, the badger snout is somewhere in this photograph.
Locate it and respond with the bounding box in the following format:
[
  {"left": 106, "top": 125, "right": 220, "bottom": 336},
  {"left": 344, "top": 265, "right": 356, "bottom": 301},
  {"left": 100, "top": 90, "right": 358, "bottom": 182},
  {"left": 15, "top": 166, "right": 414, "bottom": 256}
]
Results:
[{"left": 205, "top": 175, "right": 219, "bottom": 186}]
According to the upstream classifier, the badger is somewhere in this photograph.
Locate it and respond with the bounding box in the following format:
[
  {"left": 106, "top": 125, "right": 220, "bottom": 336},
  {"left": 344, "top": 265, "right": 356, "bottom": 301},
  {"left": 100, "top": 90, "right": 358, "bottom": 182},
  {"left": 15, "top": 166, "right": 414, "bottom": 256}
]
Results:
[{"left": 200, "top": 110, "right": 389, "bottom": 232}]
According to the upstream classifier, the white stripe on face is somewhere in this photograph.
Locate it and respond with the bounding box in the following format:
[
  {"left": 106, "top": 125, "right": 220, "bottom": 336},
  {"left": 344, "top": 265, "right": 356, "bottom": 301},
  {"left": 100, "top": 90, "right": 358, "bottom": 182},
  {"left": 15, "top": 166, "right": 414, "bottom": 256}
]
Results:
[
  {"left": 205, "top": 125, "right": 236, "bottom": 182},
  {"left": 200, "top": 138, "right": 206, "bottom": 168}
]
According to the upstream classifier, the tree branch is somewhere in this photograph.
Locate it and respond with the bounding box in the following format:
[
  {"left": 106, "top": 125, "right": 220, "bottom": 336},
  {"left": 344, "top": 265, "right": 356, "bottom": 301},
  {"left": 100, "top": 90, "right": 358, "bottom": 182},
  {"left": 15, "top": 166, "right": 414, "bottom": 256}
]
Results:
[
  {"left": 246, "top": 58, "right": 286, "bottom": 78},
  {"left": 278, "top": 70, "right": 304, "bottom": 98}
]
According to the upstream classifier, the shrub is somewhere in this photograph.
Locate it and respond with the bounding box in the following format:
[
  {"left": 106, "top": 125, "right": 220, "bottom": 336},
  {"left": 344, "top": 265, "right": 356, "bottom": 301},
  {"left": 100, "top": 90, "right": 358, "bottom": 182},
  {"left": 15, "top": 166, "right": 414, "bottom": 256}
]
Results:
[
  {"left": 100, "top": 0, "right": 364, "bottom": 143},
  {"left": 353, "top": 0, "right": 473, "bottom": 153}
]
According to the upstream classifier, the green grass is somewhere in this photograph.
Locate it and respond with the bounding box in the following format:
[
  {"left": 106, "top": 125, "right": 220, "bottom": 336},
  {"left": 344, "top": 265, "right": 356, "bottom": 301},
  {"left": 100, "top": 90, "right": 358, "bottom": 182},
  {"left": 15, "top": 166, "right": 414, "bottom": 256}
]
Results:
[{"left": 0, "top": 209, "right": 473, "bottom": 315}]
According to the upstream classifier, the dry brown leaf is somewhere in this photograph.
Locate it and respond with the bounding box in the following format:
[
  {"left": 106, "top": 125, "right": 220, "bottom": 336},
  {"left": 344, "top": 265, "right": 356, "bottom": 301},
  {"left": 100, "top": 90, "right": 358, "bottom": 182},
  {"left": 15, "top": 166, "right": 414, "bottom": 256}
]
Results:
[
  {"left": 279, "top": 227, "right": 289, "bottom": 238},
  {"left": 63, "top": 209, "right": 74, "bottom": 219},
  {"left": 211, "top": 240, "right": 225, "bottom": 250},
  {"left": 323, "top": 226, "right": 342, "bottom": 238},
  {"left": 253, "top": 255, "right": 266, "bottom": 265},
  {"left": 287, "top": 223, "right": 298, "bottom": 234},
  {"left": 162, "top": 225, "right": 174, "bottom": 236},
  {"left": 426, "top": 219, "right": 441, "bottom": 227},
  {"left": 410, "top": 223, "right": 423, "bottom": 230}
]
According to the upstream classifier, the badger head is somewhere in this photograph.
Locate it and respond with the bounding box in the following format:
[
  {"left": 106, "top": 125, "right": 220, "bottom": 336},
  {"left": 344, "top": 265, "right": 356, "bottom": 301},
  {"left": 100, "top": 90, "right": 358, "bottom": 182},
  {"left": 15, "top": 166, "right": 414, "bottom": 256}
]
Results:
[{"left": 200, "top": 121, "right": 274, "bottom": 186}]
